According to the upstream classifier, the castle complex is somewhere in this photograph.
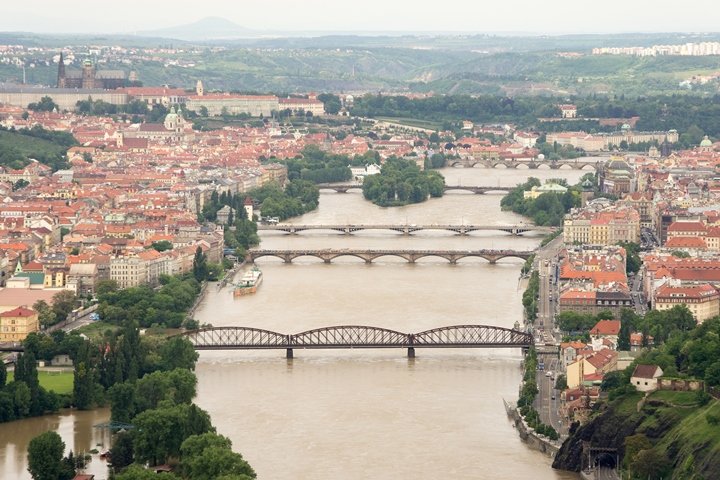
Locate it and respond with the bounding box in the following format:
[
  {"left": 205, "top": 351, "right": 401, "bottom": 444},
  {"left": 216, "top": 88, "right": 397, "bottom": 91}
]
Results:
[{"left": 56, "top": 53, "right": 126, "bottom": 90}]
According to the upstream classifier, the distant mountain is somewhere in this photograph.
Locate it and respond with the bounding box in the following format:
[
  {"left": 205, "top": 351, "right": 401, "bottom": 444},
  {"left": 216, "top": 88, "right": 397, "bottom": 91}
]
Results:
[{"left": 140, "top": 17, "right": 254, "bottom": 41}]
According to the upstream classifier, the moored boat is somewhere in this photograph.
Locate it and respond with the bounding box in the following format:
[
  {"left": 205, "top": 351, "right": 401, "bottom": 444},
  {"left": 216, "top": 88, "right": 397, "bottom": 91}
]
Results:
[{"left": 233, "top": 267, "right": 263, "bottom": 296}]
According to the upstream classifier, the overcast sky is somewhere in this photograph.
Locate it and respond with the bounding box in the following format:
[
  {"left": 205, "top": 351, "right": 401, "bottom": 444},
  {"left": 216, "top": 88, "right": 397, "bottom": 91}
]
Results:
[{"left": 4, "top": 0, "right": 720, "bottom": 35}]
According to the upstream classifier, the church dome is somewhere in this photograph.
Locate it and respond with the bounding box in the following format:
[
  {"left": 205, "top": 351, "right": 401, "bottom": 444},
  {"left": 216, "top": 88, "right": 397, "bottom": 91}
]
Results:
[
  {"left": 165, "top": 107, "right": 178, "bottom": 122},
  {"left": 83, "top": 56, "right": 93, "bottom": 67},
  {"left": 700, "top": 135, "right": 712, "bottom": 147}
]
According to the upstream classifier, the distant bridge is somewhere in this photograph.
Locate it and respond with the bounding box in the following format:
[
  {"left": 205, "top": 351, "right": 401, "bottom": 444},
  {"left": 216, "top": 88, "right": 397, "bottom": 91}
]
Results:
[
  {"left": 258, "top": 223, "right": 552, "bottom": 236},
  {"left": 174, "top": 325, "right": 533, "bottom": 358},
  {"left": 247, "top": 248, "right": 534, "bottom": 264},
  {"left": 448, "top": 158, "right": 599, "bottom": 170},
  {"left": 316, "top": 184, "right": 513, "bottom": 194}
]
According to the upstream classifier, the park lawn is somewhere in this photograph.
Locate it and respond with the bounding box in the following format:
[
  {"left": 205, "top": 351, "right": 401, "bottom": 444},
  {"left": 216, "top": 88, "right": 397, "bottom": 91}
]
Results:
[
  {"left": 7, "top": 370, "right": 73, "bottom": 395},
  {"left": 75, "top": 321, "right": 120, "bottom": 340}
]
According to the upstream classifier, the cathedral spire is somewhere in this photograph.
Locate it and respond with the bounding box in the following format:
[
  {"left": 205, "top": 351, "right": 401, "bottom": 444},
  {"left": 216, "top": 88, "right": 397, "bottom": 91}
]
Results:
[{"left": 57, "top": 52, "right": 66, "bottom": 88}]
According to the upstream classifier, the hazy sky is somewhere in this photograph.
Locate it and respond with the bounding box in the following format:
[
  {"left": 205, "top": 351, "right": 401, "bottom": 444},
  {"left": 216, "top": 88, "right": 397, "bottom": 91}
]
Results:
[{"left": 4, "top": 0, "right": 720, "bottom": 34}]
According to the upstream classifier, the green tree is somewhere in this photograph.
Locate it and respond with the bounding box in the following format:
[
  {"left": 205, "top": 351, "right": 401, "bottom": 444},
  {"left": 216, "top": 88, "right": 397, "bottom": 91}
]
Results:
[
  {"left": 108, "top": 382, "right": 136, "bottom": 424},
  {"left": 193, "top": 246, "right": 209, "bottom": 282},
  {"left": 623, "top": 434, "right": 652, "bottom": 466},
  {"left": 151, "top": 240, "right": 173, "bottom": 252},
  {"left": 180, "top": 432, "right": 257, "bottom": 480},
  {"left": 72, "top": 341, "right": 95, "bottom": 410},
  {"left": 109, "top": 431, "right": 134, "bottom": 473},
  {"left": 554, "top": 375, "right": 568, "bottom": 391},
  {"left": 51, "top": 290, "right": 78, "bottom": 322},
  {"left": 28, "top": 96, "right": 59, "bottom": 112},
  {"left": 618, "top": 308, "right": 633, "bottom": 351},
  {"left": 96, "top": 279, "right": 119, "bottom": 295},
  {"left": 630, "top": 448, "right": 671, "bottom": 479},
  {"left": 0, "top": 360, "right": 6, "bottom": 389},
  {"left": 27, "top": 431, "right": 74, "bottom": 480},
  {"left": 33, "top": 300, "right": 57, "bottom": 328},
  {"left": 133, "top": 403, "right": 214, "bottom": 466},
  {"left": 160, "top": 336, "right": 199, "bottom": 372}
]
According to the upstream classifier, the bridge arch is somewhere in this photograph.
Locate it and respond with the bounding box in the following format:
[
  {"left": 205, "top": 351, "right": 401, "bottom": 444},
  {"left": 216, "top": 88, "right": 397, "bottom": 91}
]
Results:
[
  {"left": 177, "top": 327, "right": 289, "bottom": 349},
  {"left": 292, "top": 325, "right": 409, "bottom": 347},
  {"left": 327, "top": 253, "right": 374, "bottom": 263},
  {"left": 491, "top": 254, "right": 531, "bottom": 263}
]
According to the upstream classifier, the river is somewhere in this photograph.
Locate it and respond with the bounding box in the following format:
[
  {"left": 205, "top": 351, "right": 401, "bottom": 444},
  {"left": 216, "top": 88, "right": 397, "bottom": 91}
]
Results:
[{"left": 0, "top": 165, "right": 593, "bottom": 479}]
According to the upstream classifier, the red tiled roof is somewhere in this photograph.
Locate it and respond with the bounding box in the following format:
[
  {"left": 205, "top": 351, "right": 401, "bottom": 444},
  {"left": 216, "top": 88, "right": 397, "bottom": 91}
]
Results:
[
  {"left": 1, "top": 306, "right": 37, "bottom": 317},
  {"left": 631, "top": 364, "right": 661, "bottom": 379},
  {"left": 590, "top": 320, "right": 620, "bottom": 336}
]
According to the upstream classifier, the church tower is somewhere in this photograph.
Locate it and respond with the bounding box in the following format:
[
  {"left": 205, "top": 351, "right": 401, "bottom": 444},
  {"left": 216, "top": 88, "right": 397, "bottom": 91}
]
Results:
[
  {"left": 196, "top": 80, "right": 204, "bottom": 96},
  {"left": 81, "top": 55, "right": 95, "bottom": 89},
  {"left": 57, "top": 53, "right": 67, "bottom": 88}
]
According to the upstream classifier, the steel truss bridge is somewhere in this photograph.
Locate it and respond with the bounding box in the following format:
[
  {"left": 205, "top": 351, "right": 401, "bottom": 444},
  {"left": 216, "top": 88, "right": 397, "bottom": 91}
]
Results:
[
  {"left": 258, "top": 223, "right": 552, "bottom": 236},
  {"left": 247, "top": 248, "right": 534, "bottom": 264},
  {"left": 315, "top": 184, "right": 513, "bottom": 194},
  {"left": 174, "top": 325, "right": 533, "bottom": 358}
]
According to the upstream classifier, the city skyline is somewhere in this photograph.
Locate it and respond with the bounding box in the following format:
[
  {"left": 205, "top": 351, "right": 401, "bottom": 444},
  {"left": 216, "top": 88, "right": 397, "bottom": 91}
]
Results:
[{"left": 3, "top": 0, "right": 720, "bottom": 36}]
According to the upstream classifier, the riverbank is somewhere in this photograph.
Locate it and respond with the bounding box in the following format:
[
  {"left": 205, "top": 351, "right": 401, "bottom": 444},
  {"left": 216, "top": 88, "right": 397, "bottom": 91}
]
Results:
[{"left": 510, "top": 407, "right": 562, "bottom": 458}]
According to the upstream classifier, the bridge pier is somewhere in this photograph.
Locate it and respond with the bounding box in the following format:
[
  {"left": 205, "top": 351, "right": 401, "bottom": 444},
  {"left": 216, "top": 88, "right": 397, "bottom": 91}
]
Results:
[
  {"left": 286, "top": 348, "right": 293, "bottom": 359},
  {"left": 324, "top": 259, "right": 331, "bottom": 264},
  {"left": 407, "top": 347, "right": 415, "bottom": 358}
]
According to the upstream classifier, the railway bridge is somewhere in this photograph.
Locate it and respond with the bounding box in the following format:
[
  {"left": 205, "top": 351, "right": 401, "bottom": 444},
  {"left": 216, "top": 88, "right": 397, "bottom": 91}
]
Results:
[
  {"left": 173, "top": 325, "right": 533, "bottom": 358},
  {"left": 257, "top": 224, "right": 552, "bottom": 236},
  {"left": 247, "top": 248, "right": 534, "bottom": 264}
]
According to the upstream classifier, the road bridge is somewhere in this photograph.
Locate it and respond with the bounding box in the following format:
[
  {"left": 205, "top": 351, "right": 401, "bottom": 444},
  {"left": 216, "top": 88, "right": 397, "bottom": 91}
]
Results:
[
  {"left": 173, "top": 325, "right": 533, "bottom": 358},
  {"left": 247, "top": 248, "right": 534, "bottom": 264},
  {"left": 315, "top": 184, "right": 513, "bottom": 194},
  {"left": 448, "top": 158, "right": 599, "bottom": 170},
  {"left": 257, "top": 224, "right": 553, "bottom": 236}
]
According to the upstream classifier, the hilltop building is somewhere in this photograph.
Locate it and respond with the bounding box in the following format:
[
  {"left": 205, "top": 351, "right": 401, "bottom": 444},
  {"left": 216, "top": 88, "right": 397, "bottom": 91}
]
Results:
[{"left": 57, "top": 53, "right": 126, "bottom": 90}]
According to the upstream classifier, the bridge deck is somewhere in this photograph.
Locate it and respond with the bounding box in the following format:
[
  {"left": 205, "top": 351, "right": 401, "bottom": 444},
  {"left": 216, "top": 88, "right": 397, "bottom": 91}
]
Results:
[
  {"left": 257, "top": 224, "right": 552, "bottom": 235},
  {"left": 247, "top": 248, "right": 535, "bottom": 264},
  {"left": 175, "top": 325, "right": 532, "bottom": 355}
]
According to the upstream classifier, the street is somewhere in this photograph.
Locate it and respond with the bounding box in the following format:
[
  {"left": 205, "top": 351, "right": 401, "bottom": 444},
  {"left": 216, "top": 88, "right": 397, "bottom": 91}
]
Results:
[{"left": 530, "top": 234, "right": 567, "bottom": 437}]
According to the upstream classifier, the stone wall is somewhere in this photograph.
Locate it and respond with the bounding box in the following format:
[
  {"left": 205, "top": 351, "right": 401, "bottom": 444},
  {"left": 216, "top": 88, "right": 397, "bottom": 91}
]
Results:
[
  {"left": 658, "top": 378, "right": 704, "bottom": 392},
  {"left": 510, "top": 408, "right": 561, "bottom": 458}
]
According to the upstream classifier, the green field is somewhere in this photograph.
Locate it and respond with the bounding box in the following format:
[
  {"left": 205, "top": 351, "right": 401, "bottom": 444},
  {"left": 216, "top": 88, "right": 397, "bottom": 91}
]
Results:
[
  {"left": 649, "top": 389, "right": 702, "bottom": 406},
  {"left": 7, "top": 370, "right": 74, "bottom": 395}
]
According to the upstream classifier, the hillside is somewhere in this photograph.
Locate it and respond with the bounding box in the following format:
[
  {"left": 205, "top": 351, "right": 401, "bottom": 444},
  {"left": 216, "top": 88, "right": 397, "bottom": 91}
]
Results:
[
  {"left": 0, "top": 126, "right": 77, "bottom": 172},
  {"left": 553, "top": 391, "right": 720, "bottom": 478}
]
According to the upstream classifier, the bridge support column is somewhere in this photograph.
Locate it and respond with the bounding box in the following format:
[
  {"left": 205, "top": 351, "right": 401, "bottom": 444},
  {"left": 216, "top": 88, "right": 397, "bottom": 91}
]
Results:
[
  {"left": 284, "top": 256, "right": 292, "bottom": 263},
  {"left": 286, "top": 348, "right": 293, "bottom": 359},
  {"left": 324, "top": 259, "right": 331, "bottom": 264},
  {"left": 407, "top": 347, "right": 415, "bottom": 358},
  {"left": 344, "top": 228, "right": 350, "bottom": 235},
  {"left": 403, "top": 227, "right": 409, "bottom": 235}
]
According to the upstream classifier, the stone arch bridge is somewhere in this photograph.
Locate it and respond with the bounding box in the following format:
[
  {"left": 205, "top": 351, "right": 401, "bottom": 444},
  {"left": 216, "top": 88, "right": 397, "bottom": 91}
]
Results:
[
  {"left": 448, "top": 158, "right": 599, "bottom": 170},
  {"left": 316, "top": 184, "right": 513, "bottom": 194},
  {"left": 247, "top": 249, "right": 534, "bottom": 264}
]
